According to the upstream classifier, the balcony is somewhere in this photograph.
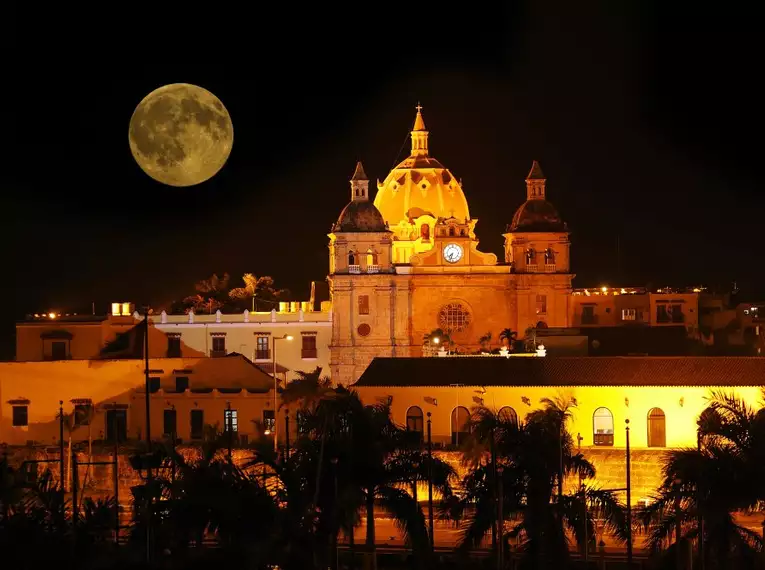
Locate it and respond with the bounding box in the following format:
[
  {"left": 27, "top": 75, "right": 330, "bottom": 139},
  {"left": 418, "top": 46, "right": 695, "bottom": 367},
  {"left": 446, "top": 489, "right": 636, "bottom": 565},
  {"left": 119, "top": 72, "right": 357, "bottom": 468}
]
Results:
[
  {"left": 594, "top": 433, "right": 614, "bottom": 446},
  {"left": 210, "top": 350, "right": 227, "bottom": 358},
  {"left": 367, "top": 264, "right": 380, "bottom": 274},
  {"left": 255, "top": 350, "right": 271, "bottom": 361},
  {"left": 580, "top": 314, "right": 598, "bottom": 325},
  {"left": 348, "top": 265, "right": 361, "bottom": 274},
  {"left": 166, "top": 348, "right": 182, "bottom": 358},
  {"left": 657, "top": 314, "right": 685, "bottom": 324},
  {"left": 301, "top": 348, "right": 318, "bottom": 359},
  {"left": 543, "top": 264, "right": 556, "bottom": 272},
  {"left": 526, "top": 264, "right": 538, "bottom": 272},
  {"left": 43, "top": 354, "right": 72, "bottom": 361}
]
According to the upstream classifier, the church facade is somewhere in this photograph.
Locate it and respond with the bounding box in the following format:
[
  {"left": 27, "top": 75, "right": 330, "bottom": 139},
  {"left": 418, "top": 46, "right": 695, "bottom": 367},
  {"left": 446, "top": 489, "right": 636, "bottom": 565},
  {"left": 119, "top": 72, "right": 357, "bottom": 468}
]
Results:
[{"left": 328, "top": 106, "right": 574, "bottom": 384}]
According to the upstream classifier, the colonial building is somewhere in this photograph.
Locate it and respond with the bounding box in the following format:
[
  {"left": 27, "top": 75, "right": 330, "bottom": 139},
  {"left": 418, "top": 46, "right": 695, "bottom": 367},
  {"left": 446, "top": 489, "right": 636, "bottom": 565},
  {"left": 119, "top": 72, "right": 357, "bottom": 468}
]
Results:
[{"left": 329, "top": 106, "right": 573, "bottom": 384}]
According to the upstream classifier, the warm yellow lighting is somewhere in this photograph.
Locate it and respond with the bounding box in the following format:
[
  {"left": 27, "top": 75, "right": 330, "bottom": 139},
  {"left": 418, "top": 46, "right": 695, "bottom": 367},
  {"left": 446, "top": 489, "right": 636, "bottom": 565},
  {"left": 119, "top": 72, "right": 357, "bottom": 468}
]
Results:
[
  {"left": 285, "top": 335, "right": 294, "bottom": 341},
  {"left": 48, "top": 312, "right": 56, "bottom": 319},
  {"left": 601, "top": 286, "right": 608, "bottom": 293},
  {"left": 264, "top": 429, "right": 272, "bottom": 436},
  {"left": 433, "top": 337, "right": 440, "bottom": 344}
]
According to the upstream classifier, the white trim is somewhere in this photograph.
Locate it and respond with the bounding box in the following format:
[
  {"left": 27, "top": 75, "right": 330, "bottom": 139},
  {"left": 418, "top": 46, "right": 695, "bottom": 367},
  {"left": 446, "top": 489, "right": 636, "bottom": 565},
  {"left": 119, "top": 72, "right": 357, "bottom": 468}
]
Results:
[{"left": 154, "top": 321, "right": 331, "bottom": 329}]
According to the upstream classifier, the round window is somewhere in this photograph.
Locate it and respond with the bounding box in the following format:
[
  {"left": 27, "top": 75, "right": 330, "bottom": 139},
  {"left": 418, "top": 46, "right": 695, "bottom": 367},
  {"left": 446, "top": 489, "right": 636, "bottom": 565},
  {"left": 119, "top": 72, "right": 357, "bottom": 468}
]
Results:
[
  {"left": 357, "top": 323, "right": 371, "bottom": 337},
  {"left": 437, "top": 302, "right": 472, "bottom": 332}
]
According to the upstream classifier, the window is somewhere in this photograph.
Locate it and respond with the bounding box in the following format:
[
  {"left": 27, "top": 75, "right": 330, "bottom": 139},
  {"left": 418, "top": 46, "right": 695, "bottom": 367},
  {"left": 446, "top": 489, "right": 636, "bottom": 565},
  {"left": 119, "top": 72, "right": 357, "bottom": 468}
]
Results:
[
  {"left": 438, "top": 302, "right": 472, "bottom": 333},
  {"left": 526, "top": 249, "right": 536, "bottom": 264},
  {"left": 420, "top": 224, "right": 430, "bottom": 240},
  {"left": 105, "top": 409, "right": 127, "bottom": 442},
  {"left": 358, "top": 295, "right": 370, "bottom": 315},
  {"left": 190, "top": 409, "right": 204, "bottom": 440},
  {"left": 451, "top": 406, "right": 470, "bottom": 446},
  {"left": 167, "top": 335, "right": 181, "bottom": 358},
  {"left": 12, "top": 405, "right": 29, "bottom": 427},
  {"left": 544, "top": 248, "right": 555, "bottom": 264},
  {"left": 211, "top": 336, "right": 226, "bottom": 355},
  {"left": 73, "top": 399, "right": 93, "bottom": 425},
  {"left": 149, "top": 377, "right": 160, "bottom": 393},
  {"left": 366, "top": 249, "right": 378, "bottom": 265},
  {"left": 163, "top": 409, "right": 177, "bottom": 437},
  {"left": 302, "top": 334, "right": 317, "bottom": 359},
  {"left": 263, "top": 410, "right": 275, "bottom": 433},
  {"left": 256, "top": 336, "right": 271, "bottom": 360},
  {"left": 175, "top": 376, "right": 189, "bottom": 392},
  {"left": 498, "top": 406, "right": 518, "bottom": 424},
  {"left": 406, "top": 406, "right": 424, "bottom": 434},
  {"left": 536, "top": 294, "right": 547, "bottom": 315},
  {"left": 582, "top": 305, "right": 596, "bottom": 325},
  {"left": 593, "top": 407, "right": 614, "bottom": 446},
  {"left": 224, "top": 408, "right": 238, "bottom": 432},
  {"left": 51, "top": 341, "right": 68, "bottom": 360},
  {"left": 621, "top": 308, "right": 638, "bottom": 321},
  {"left": 449, "top": 226, "right": 455, "bottom": 237},
  {"left": 647, "top": 408, "right": 666, "bottom": 448},
  {"left": 348, "top": 252, "right": 357, "bottom": 265}
]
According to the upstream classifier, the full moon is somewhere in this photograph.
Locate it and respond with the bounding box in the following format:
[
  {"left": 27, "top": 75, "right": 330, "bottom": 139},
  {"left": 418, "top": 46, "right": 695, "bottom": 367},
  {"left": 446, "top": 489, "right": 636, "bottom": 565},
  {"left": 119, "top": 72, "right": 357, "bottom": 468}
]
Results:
[{"left": 128, "top": 83, "right": 233, "bottom": 187}]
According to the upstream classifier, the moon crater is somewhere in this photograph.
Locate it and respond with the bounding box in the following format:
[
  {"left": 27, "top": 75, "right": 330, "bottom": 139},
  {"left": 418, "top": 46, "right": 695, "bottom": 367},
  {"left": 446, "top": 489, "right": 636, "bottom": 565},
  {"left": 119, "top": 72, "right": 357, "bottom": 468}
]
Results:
[{"left": 129, "top": 83, "right": 233, "bottom": 187}]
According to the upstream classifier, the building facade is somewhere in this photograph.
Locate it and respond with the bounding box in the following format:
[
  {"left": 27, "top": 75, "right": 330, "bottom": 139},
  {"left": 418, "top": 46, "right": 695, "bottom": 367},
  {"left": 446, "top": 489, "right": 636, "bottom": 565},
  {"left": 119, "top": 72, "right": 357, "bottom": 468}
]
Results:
[{"left": 329, "top": 107, "right": 574, "bottom": 384}]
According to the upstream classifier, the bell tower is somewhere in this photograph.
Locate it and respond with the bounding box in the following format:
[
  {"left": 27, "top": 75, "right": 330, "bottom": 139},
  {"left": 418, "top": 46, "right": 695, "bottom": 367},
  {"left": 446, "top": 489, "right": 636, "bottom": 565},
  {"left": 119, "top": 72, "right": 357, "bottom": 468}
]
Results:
[{"left": 504, "top": 161, "right": 573, "bottom": 329}]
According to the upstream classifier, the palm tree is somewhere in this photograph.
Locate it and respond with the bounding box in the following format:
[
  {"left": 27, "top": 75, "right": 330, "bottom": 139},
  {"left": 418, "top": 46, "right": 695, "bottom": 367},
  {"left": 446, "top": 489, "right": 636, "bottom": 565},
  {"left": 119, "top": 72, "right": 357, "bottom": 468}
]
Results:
[
  {"left": 498, "top": 328, "right": 518, "bottom": 350},
  {"left": 478, "top": 331, "right": 492, "bottom": 353},
  {"left": 448, "top": 402, "right": 628, "bottom": 569},
  {"left": 638, "top": 389, "right": 765, "bottom": 569}
]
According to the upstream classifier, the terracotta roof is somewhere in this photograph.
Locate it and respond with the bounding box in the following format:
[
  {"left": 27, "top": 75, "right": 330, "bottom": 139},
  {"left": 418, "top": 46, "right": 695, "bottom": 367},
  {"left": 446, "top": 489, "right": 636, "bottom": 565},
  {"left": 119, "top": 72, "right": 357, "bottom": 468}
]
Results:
[{"left": 353, "top": 356, "right": 765, "bottom": 388}]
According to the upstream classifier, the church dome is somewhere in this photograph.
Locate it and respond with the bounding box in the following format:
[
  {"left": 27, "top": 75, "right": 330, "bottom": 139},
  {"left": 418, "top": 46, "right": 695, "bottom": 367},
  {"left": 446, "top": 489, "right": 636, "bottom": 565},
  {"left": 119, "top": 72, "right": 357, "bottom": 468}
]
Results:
[
  {"left": 333, "top": 200, "right": 388, "bottom": 232},
  {"left": 373, "top": 106, "right": 470, "bottom": 225},
  {"left": 508, "top": 161, "right": 567, "bottom": 232},
  {"left": 509, "top": 199, "right": 566, "bottom": 232}
]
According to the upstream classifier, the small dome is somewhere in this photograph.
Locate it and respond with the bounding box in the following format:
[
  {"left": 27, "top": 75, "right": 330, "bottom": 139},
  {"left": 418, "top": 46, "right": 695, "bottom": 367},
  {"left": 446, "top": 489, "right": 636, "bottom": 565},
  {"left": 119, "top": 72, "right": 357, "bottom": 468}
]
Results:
[
  {"left": 333, "top": 200, "right": 388, "bottom": 233},
  {"left": 509, "top": 199, "right": 566, "bottom": 232}
]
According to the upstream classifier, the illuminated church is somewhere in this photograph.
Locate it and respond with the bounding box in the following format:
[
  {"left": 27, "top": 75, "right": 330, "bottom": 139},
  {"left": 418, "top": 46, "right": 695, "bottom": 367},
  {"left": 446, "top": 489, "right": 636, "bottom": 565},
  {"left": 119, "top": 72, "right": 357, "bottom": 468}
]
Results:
[{"left": 329, "top": 105, "right": 573, "bottom": 384}]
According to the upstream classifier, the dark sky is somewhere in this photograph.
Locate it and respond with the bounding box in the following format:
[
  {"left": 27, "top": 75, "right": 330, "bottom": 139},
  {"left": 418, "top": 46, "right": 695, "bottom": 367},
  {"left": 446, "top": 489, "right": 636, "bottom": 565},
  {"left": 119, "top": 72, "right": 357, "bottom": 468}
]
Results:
[{"left": 8, "top": 2, "right": 763, "bottom": 356}]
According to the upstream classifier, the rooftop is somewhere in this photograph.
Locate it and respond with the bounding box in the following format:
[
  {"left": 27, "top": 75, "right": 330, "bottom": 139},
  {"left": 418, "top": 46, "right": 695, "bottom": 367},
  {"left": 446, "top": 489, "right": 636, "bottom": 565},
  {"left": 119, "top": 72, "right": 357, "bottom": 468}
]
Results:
[{"left": 353, "top": 356, "right": 765, "bottom": 388}]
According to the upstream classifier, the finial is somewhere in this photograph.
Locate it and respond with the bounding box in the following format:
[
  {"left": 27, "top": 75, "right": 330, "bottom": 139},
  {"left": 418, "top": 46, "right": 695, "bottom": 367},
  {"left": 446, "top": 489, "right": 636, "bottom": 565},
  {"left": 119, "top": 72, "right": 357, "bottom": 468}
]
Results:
[
  {"left": 413, "top": 103, "right": 426, "bottom": 132},
  {"left": 351, "top": 161, "right": 368, "bottom": 181},
  {"left": 416, "top": 102, "right": 422, "bottom": 113}
]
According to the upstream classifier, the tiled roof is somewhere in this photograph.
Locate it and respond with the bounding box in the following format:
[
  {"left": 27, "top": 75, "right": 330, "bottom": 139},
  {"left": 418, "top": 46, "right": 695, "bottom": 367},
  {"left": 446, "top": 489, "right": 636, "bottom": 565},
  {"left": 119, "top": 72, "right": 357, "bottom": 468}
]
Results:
[{"left": 353, "top": 357, "right": 765, "bottom": 388}]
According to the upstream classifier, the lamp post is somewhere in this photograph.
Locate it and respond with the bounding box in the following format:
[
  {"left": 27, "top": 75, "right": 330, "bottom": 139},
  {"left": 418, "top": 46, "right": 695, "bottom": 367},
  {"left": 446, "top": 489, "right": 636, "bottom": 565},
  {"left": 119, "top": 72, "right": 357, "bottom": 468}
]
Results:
[
  {"left": 284, "top": 409, "right": 290, "bottom": 462},
  {"left": 626, "top": 419, "right": 633, "bottom": 568},
  {"left": 331, "top": 457, "right": 340, "bottom": 570},
  {"left": 697, "top": 429, "right": 705, "bottom": 570},
  {"left": 426, "top": 411, "right": 434, "bottom": 551},
  {"left": 272, "top": 334, "right": 293, "bottom": 453},
  {"left": 496, "top": 464, "right": 504, "bottom": 570}
]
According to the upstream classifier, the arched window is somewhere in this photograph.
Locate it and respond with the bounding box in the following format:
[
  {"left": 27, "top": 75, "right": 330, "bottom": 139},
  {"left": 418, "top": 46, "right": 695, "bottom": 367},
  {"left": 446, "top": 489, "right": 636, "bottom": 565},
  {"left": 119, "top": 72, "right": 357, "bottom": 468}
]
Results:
[
  {"left": 545, "top": 248, "right": 555, "bottom": 264},
  {"left": 647, "top": 408, "right": 666, "bottom": 447},
  {"left": 451, "top": 406, "right": 470, "bottom": 446},
  {"left": 366, "top": 248, "right": 378, "bottom": 266},
  {"left": 593, "top": 407, "right": 614, "bottom": 446},
  {"left": 449, "top": 226, "right": 456, "bottom": 237},
  {"left": 348, "top": 252, "right": 356, "bottom": 265},
  {"left": 406, "top": 406, "right": 424, "bottom": 438},
  {"left": 420, "top": 224, "right": 430, "bottom": 240},
  {"left": 526, "top": 249, "right": 536, "bottom": 264},
  {"left": 498, "top": 406, "right": 518, "bottom": 424}
]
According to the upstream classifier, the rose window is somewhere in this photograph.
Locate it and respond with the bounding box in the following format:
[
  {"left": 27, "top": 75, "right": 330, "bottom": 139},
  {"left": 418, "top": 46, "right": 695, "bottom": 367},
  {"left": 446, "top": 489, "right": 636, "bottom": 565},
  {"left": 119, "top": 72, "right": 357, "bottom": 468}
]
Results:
[{"left": 438, "top": 302, "right": 471, "bottom": 332}]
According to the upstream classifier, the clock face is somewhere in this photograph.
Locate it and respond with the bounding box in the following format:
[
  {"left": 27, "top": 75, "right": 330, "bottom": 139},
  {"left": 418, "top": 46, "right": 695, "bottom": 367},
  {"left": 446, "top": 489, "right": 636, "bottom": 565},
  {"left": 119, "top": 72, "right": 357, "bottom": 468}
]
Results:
[{"left": 443, "top": 243, "right": 464, "bottom": 263}]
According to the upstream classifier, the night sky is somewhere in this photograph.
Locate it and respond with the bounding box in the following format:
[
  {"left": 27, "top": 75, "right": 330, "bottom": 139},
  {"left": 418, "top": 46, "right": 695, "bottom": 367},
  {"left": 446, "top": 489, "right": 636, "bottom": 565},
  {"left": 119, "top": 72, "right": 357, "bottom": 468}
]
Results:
[{"left": 8, "top": 3, "right": 763, "bottom": 357}]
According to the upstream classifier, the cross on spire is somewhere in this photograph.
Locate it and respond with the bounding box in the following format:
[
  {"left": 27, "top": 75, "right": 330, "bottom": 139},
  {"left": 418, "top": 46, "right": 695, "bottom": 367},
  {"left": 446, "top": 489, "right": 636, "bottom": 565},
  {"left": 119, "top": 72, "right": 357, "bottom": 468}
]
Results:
[{"left": 416, "top": 102, "right": 422, "bottom": 113}]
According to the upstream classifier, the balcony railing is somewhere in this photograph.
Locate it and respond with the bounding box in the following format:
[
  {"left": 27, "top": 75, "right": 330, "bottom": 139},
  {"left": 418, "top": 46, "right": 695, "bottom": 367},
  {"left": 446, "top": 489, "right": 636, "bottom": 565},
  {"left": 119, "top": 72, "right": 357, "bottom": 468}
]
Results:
[
  {"left": 543, "top": 264, "right": 556, "bottom": 272},
  {"left": 43, "top": 354, "right": 72, "bottom": 361},
  {"left": 301, "top": 348, "right": 318, "bottom": 359},
  {"left": 594, "top": 433, "right": 614, "bottom": 446},
  {"left": 210, "top": 350, "right": 227, "bottom": 358},
  {"left": 657, "top": 314, "right": 685, "bottom": 324},
  {"left": 166, "top": 348, "right": 182, "bottom": 358},
  {"left": 255, "top": 350, "right": 271, "bottom": 360},
  {"left": 526, "top": 264, "right": 538, "bottom": 272},
  {"left": 367, "top": 264, "right": 380, "bottom": 274},
  {"left": 348, "top": 265, "right": 361, "bottom": 274}
]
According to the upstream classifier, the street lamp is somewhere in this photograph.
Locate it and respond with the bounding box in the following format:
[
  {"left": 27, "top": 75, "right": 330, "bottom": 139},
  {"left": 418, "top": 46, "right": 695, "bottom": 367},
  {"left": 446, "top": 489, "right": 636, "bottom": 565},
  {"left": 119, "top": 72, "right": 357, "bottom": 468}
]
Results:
[
  {"left": 625, "top": 419, "right": 633, "bottom": 567},
  {"left": 272, "top": 334, "right": 293, "bottom": 452}
]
